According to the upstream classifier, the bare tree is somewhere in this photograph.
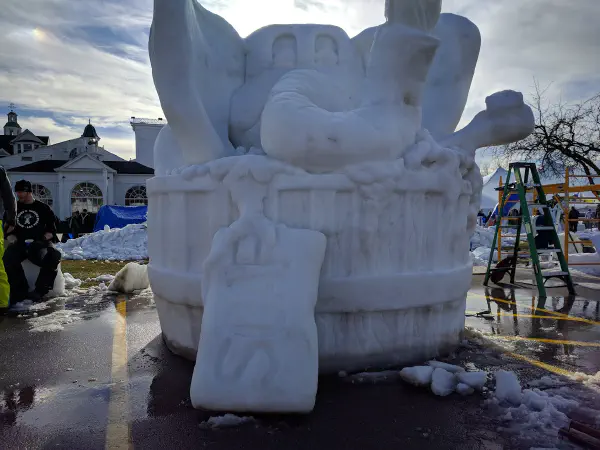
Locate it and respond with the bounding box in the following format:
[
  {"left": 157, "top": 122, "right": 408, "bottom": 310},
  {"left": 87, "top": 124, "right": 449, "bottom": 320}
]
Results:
[
  {"left": 494, "top": 82, "right": 600, "bottom": 185},
  {"left": 479, "top": 161, "right": 491, "bottom": 176}
]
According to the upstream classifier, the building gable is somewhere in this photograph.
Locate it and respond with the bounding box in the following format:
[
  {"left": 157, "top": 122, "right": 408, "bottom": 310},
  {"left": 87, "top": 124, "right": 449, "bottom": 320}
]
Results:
[
  {"left": 57, "top": 153, "right": 116, "bottom": 173},
  {"left": 11, "top": 129, "right": 45, "bottom": 145}
]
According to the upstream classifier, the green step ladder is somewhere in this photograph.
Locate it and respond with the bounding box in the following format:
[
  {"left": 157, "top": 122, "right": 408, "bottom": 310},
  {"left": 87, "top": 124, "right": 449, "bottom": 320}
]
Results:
[{"left": 483, "top": 162, "right": 576, "bottom": 297}]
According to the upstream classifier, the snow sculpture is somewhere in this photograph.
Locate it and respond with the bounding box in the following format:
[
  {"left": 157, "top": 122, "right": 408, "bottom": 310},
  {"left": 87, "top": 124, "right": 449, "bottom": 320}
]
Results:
[{"left": 147, "top": 0, "right": 535, "bottom": 413}]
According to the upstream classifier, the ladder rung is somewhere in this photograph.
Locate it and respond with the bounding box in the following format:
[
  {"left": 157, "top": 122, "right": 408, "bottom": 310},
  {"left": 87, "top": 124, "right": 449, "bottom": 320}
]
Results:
[
  {"left": 535, "top": 226, "right": 554, "bottom": 230},
  {"left": 538, "top": 249, "right": 562, "bottom": 254}
]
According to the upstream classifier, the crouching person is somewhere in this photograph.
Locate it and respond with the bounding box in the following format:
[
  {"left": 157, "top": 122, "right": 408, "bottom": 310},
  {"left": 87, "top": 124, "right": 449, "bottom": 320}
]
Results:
[{"left": 3, "top": 180, "right": 61, "bottom": 304}]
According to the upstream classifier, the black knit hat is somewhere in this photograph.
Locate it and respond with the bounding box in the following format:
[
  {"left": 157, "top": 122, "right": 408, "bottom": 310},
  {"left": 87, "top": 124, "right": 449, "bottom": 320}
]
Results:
[{"left": 15, "top": 180, "right": 32, "bottom": 193}]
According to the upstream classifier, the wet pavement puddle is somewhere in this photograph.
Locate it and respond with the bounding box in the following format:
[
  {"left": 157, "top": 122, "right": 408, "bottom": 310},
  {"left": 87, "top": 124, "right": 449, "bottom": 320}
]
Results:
[{"left": 465, "top": 287, "right": 600, "bottom": 377}]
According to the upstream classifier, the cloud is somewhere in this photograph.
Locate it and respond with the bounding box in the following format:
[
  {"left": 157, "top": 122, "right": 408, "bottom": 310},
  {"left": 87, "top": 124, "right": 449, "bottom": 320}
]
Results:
[{"left": 1, "top": 0, "right": 598, "bottom": 163}]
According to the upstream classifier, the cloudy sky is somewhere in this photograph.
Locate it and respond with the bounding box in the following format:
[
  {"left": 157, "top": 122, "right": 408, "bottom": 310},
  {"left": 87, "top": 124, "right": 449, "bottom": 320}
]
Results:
[{"left": 1, "top": 0, "right": 598, "bottom": 162}]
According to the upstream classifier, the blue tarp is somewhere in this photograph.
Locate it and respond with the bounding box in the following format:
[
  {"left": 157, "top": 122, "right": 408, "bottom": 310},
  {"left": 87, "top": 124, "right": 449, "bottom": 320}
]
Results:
[
  {"left": 93, "top": 205, "right": 147, "bottom": 232},
  {"left": 491, "top": 193, "right": 520, "bottom": 218}
]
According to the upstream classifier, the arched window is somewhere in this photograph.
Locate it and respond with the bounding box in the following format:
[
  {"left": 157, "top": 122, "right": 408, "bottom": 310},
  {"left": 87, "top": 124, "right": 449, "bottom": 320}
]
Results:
[
  {"left": 125, "top": 185, "right": 148, "bottom": 206},
  {"left": 32, "top": 184, "right": 53, "bottom": 207},
  {"left": 71, "top": 182, "right": 103, "bottom": 213}
]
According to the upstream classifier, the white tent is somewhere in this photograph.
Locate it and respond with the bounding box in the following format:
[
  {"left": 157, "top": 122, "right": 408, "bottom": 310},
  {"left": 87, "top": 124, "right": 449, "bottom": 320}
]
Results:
[{"left": 480, "top": 167, "right": 508, "bottom": 211}]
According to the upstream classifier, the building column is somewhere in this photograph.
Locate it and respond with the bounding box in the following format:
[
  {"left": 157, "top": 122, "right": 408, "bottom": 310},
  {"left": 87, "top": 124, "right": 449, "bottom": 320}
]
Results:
[
  {"left": 103, "top": 169, "right": 109, "bottom": 206},
  {"left": 58, "top": 175, "right": 66, "bottom": 219}
]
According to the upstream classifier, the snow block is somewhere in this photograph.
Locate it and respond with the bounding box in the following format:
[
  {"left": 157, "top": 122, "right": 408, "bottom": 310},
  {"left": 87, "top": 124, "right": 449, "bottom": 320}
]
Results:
[
  {"left": 400, "top": 366, "right": 434, "bottom": 387},
  {"left": 23, "top": 260, "right": 65, "bottom": 298},
  {"left": 495, "top": 370, "right": 522, "bottom": 405},
  {"left": 191, "top": 219, "right": 326, "bottom": 413},
  {"left": 431, "top": 368, "right": 457, "bottom": 396},
  {"left": 108, "top": 262, "right": 150, "bottom": 294}
]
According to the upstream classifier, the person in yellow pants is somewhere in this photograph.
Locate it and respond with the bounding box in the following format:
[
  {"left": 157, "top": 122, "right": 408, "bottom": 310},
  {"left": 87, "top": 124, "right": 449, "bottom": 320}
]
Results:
[
  {"left": 0, "top": 166, "right": 17, "bottom": 313},
  {"left": 0, "top": 222, "right": 9, "bottom": 310}
]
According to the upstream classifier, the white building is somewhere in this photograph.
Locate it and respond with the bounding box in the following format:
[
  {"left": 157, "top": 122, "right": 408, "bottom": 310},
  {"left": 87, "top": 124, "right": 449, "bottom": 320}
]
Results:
[
  {"left": 129, "top": 117, "right": 165, "bottom": 169},
  {"left": 0, "top": 108, "right": 155, "bottom": 220}
]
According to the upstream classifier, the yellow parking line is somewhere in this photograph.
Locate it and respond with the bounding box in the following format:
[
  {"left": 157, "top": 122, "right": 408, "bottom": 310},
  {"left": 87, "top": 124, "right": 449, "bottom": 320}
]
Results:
[
  {"left": 505, "top": 352, "right": 579, "bottom": 378},
  {"left": 478, "top": 311, "right": 600, "bottom": 324},
  {"left": 494, "top": 335, "right": 600, "bottom": 348},
  {"left": 105, "top": 297, "right": 132, "bottom": 450},
  {"left": 468, "top": 293, "right": 600, "bottom": 326}
]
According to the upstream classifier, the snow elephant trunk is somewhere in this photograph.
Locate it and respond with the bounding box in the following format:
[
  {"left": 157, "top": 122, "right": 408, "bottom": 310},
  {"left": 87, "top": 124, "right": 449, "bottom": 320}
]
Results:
[{"left": 260, "top": 24, "right": 440, "bottom": 173}]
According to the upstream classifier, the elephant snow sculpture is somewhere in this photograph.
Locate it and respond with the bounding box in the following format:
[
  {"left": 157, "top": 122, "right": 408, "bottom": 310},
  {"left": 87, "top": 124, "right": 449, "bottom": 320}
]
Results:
[
  {"left": 147, "top": 0, "right": 536, "bottom": 413},
  {"left": 149, "top": 0, "right": 534, "bottom": 174}
]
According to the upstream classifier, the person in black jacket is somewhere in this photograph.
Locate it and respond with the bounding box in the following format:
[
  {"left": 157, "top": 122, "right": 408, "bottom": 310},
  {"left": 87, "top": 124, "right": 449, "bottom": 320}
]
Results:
[
  {"left": 568, "top": 207, "right": 580, "bottom": 233},
  {"left": 3, "top": 180, "right": 62, "bottom": 303}
]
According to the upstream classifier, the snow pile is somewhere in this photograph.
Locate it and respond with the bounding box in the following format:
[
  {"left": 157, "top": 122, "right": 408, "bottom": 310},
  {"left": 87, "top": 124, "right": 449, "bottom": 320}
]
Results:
[
  {"left": 488, "top": 371, "right": 592, "bottom": 446},
  {"left": 200, "top": 414, "right": 255, "bottom": 429},
  {"left": 400, "top": 361, "right": 488, "bottom": 397},
  {"left": 471, "top": 247, "right": 498, "bottom": 267},
  {"left": 471, "top": 226, "right": 496, "bottom": 250},
  {"left": 568, "top": 253, "right": 600, "bottom": 277},
  {"left": 27, "top": 309, "right": 82, "bottom": 332},
  {"left": 92, "top": 274, "right": 116, "bottom": 284},
  {"left": 495, "top": 370, "right": 522, "bottom": 405},
  {"left": 108, "top": 263, "right": 150, "bottom": 294},
  {"left": 56, "top": 224, "right": 147, "bottom": 261},
  {"left": 471, "top": 226, "right": 516, "bottom": 251},
  {"left": 63, "top": 273, "right": 82, "bottom": 289}
]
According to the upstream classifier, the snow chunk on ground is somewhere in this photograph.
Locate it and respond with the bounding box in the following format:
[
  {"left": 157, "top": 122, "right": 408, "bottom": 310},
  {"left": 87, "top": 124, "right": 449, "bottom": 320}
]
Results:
[
  {"left": 57, "top": 224, "right": 147, "bottom": 261},
  {"left": 400, "top": 366, "right": 434, "bottom": 387},
  {"left": 346, "top": 371, "right": 400, "bottom": 384},
  {"left": 200, "top": 414, "right": 255, "bottom": 429},
  {"left": 431, "top": 368, "right": 457, "bottom": 397},
  {"left": 108, "top": 263, "right": 150, "bottom": 294},
  {"left": 10, "top": 299, "right": 57, "bottom": 313},
  {"left": 428, "top": 361, "right": 465, "bottom": 374},
  {"left": 27, "top": 310, "right": 81, "bottom": 332},
  {"left": 63, "top": 273, "right": 82, "bottom": 289},
  {"left": 495, "top": 370, "right": 522, "bottom": 405},
  {"left": 93, "top": 274, "right": 116, "bottom": 283},
  {"left": 498, "top": 389, "right": 579, "bottom": 442},
  {"left": 456, "top": 383, "right": 475, "bottom": 396},
  {"left": 457, "top": 371, "right": 488, "bottom": 391}
]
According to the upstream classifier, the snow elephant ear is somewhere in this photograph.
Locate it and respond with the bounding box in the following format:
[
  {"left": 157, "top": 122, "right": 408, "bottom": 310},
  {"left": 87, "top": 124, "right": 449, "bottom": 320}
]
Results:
[
  {"left": 352, "top": 13, "right": 481, "bottom": 139},
  {"left": 149, "top": 0, "right": 246, "bottom": 165}
]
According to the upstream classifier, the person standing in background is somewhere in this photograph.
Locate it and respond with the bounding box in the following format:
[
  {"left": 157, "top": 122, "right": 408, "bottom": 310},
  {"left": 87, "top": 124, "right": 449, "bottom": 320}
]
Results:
[
  {"left": 0, "top": 167, "right": 16, "bottom": 313},
  {"left": 568, "top": 206, "right": 580, "bottom": 233},
  {"left": 68, "top": 210, "right": 82, "bottom": 239}
]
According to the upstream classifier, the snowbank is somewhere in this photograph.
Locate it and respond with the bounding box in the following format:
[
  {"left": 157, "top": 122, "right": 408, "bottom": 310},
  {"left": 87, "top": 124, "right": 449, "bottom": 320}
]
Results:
[
  {"left": 471, "top": 226, "right": 496, "bottom": 250},
  {"left": 568, "top": 253, "right": 600, "bottom": 277},
  {"left": 488, "top": 371, "right": 599, "bottom": 448},
  {"left": 57, "top": 224, "right": 147, "bottom": 261}
]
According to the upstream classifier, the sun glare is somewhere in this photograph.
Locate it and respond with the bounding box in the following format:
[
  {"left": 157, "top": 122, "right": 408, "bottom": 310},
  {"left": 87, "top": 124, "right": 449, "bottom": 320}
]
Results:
[{"left": 32, "top": 27, "right": 46, "bottom": 41}]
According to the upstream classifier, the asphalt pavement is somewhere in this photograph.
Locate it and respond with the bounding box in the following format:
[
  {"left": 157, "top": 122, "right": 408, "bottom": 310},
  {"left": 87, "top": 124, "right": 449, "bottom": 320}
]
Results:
[{"left": 0, "top": 271, "right": 599, "bottom": 450}]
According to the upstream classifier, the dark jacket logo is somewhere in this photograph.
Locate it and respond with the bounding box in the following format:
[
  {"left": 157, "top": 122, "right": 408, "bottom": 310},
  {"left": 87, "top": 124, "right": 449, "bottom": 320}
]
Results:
[{"left": 17, "top": 210, "right": 40, "bottom": 229}]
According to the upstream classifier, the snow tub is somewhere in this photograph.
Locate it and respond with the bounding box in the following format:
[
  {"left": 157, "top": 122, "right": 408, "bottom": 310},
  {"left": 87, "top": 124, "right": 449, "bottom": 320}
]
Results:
[{"left": 147, "top": 153, "right": 481, "bottom": 373}]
